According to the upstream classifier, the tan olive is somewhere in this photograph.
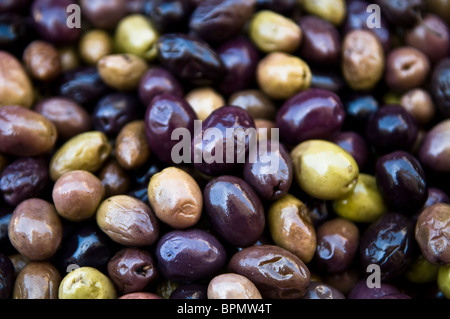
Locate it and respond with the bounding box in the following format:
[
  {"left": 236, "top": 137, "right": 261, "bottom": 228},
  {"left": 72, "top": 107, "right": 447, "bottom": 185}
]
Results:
[
  {"left": 79, "top": 29, "right": 113, "bottom": 65},
  {"left": 0, "top": 51, "right": 34, "bottom": 108},
  {"left": 207, "top": 273, "right": 262, "bottom": 299},
  {"left": 332, "top": 174, "right": 387, "bottom": 223},
  {"left": 13, "top": 262, "right": 61, "bottom": 299},
  {"left": 98, "top": 53, "right": 148, "bottom": 91},
  {"left": 23, "top": 40, "right": 61, "bottom": 82},
  {"left": 268, "top": 194, "right": 316, "bottom": 263},
  {"left": 115, "top": 120, "right": 150, "bottom": 170},
  {"left": 257, "top": 52, "right": 311, "bottom": 100},
  {"left": 148, "top": 167, "right": 203, "bottom": 229},
  {"left": 185, "top": 87, "right": 225, "bottom": 121},
  {"left": 96, "top": 195, "right": 159, "bottom": 247},
  {"left": 114, "top": 14, "right": 159, "bottom": 61},
  {"left": 52, "top": 170, "right": 105, "bottom": 222},
  {"left": 290, "top": 140, "right": 359, "bottom": 200},
  {"left": 228, "top": 89, "right": 277, "bottom": 120},
  {"left": 0, "top": 105, "right": 57, "bottom": 157},
  {"left": 58, "top": 46, "right": 80, "bottom": 71},
  {"left": 249, "top": 10, "right": 302, "bottom": 53},
  {"left": 98, "top": 159, "right": 130, "bottom": 197},
  {"left": 400, "top": 88, "right": 436, "bottom": 126},
  {"left": 342, "top": 30, "right": 385, "bottom": 91},
  {"left": 49, "top": 131, "right": 112, "bottom": 181},
  {"left": 300, "top": 0, "right": 346, "bottom": 26}
]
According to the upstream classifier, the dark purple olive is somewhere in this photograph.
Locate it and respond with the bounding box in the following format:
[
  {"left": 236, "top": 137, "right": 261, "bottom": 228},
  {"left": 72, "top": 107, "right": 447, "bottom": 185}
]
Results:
[
  {"left": 366, "top": 105, "right": 418, "bottom": 153},
  {"left": 189, "top": 0, "right": 256, "bottom": 43},
  {"left": 31, "top": 0, "right": 81, "bottom": 45},
  {"left": 92, "top": 93, "right": 141, "bottom": 136},
  {"left": 203, "top": 175, "right": 265, "bottom": 247},
  {"left": 330, "top": 131, "right": 369, "bottom": 170},
  {"left": 169, "top": 283, "right": 208, "bottom": 299},
  {"left": 256, "top": 0, "right": 297, "bottom": 15},
  {"left": 419, "top": 119, "right": 450, "bottom": 173},
  {"left": 228, "top": 245, "right": 310, "bottom": 299},
  {"left": 379, "top": 294, "right": 412, "bottom": 299},
  {"left": 343, "top": 94, "right": 379, "bottom": 133},
  {"left": 243, "top": 140, "right": 293, "bottom": 201},
  {"left": 310, "top": 69, "right": 345, "bottom": 93},
  {"left": 56, "top": 66, "right": 111, "bottom": 107},
  {"left": 297, "top": 15, "right": 341, "bottom": 66},
  {"left": 145, "top": 0, "right": 195, "bottom": 33},
  {"left": 56, "top": 223, "right": 115, "bottom": 274},
  {"left": 157, "top": 33, "right": 226, "bottom": 86},
  {"left": 431, "top": 58, "right": 450, "bottom": 117},
  {"left": 145, "top": 93, "right": 197, "bottom": 164},
  {"left": 0, "top": 13, "right": 33, "bottom": 55},
  {"left": 348, "top": 279, "right": 401, "bottom": 299},
  {"left": 0, "top": 157, "right": 48, "bottom": 206},
  {"left": 302, "top": 282, "right": 346, "bottom": 299},
  {"left": 275, "top": 88, "right": 345, "bottom": 146},
  {"left": 359, "top": 213, "right": 415, "bottom": 281},
  {"left": 376, "top": 151, "right": 428, "bottom": 214},
  {"left": 107, "top": 248, "right": 158, "bottom": 294},
  {"left": 0, "top": 253, "right": 14, "bottom": 299},
  {"left": 138, "top": 67, "right": 184, "bottom": 107},
  {"left": 0, "top": 0, "right": 30, "bottom": 13},
  {"left": 0, "top": 207, "right": 13, "bottom": 253},
  {"left": 191, "top": 105, "right": 256, "bottom": 176},
  {"left": 155, "top": 229, "right": 227, "bottom": 283},
  {"left": 80, "top": 0, "right": 126, "bottom": 30},
  {"left": 343, "top": 0, "right": 391, "bottom": 51},
  {"left": 423, "top": 188, "right": 450, "bottom": 209},
  {"left": 372, "top": 0, "right": 424, "bottom": 27},
  {"left": 216, "top": 37, "right": 260, "bottom": 96}
]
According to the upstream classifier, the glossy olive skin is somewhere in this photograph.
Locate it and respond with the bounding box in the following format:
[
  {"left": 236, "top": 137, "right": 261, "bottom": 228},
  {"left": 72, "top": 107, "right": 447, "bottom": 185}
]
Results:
[
  {"left": 243, "top": 141, "right": 293, "bottom": 201},
  {"left": 343, "top": 94, "right": 379, "bottom": 133},
  {"left": 276, "top": 88, "right": 345, "bottom": 146},
  {"left": 0, "top": 105, "right": 57, "bottom": 157},
  {"left": 145, "top": 0, "right": 194, "bottom": 33},
  {"left": 431, "top": 58, "right": 450, "bottom": 117},
  {"left": 348, "top": 279, "right": 401, "bottom": 299},
  {"left": 0, "top": 253, "right": 14, "bottom": 299},
  {"left": 115, "top": 120, "right": 150, "bottom": 170},
  {"left": 138, "top": 67, "right": 183, "bottom": 107},
  {"left": 302, "top": 282, "right": 346, "bottom": 299},
  {"left": 228, "top": 245, "right": 310, "bottom": 299},
  {"left": 31, "top": 0, "right": 81, "bottom": 45},
  {"left": 373, "top": 0, "right": 424, "bottom": 26},
  {"left": 415, "top": 203, "right": 450, "bottom": 265},
  {"left": 107, "top": 248, "right": 158, "bottom": 294},
  {"left": 217, "top": 37, "right": 260, "bottom": 96},
  {"left": 419, "top": 119, "right": 450, "bottom": 173},
  {"left": 56, "top": 223, "right": 114, "bottom": 274},
  {"left": 0, "top": 208, "right": 13, "bottom": 254},
  {"left": 366, "top": 105, "right": 419, "bottom": 153},
  {"left": 203, "top": 175, "right": 265, "bottom": 247},
  {"left": 0, "top": 13, "right": 31, "bottom": 55},
  {"left": 145, "top": 94, "right": 197, "bottom": 164},
  {"left": 360, "top": 213, "right": 415, "bottom": 281},
  {"left": 12, "top": 261, "right": 61, "bottom": 299},
  {"left": 192, "top": 106, "right": 256, "bottom": 176},
  {"left": 155, "top": 229, "right": 227, "bottom": 283},
  {"left": 310, "top": 69, "right": 345, "bottom": 93},
  {"left": 98, "top": 159, "right": 130, "bottom": 197},
  {"left": 92, "top": 93, "right": 140, "bottom": 137},
  {"left": 80, "top": 0, "right": 126, "bottom": 30},
  {"left": 170, "top": 283, "right": 208, "bottom": 299},
  {"left": 157, "top": 33, "right": 226, "bottom": 86},
  {"left": 297, "top": 15, "right": 340, "bottom": 66},
  {"left": 330, "top": 131, "right": 369, "bottom": 170},
  {"left": 189, "top": 0, "right": 256, "bottom": 43},
  {"left": 376, "top": 151, "right": 428, "bottom": 214},
  {"left": 56, "top": 66, "right": 111, "bottom": 107},
  {"left": 0, "top": 157, "right": 48, "bottom": 206},
  {"left": 228, "top": 89, "right": 276, "bottom": 120}
]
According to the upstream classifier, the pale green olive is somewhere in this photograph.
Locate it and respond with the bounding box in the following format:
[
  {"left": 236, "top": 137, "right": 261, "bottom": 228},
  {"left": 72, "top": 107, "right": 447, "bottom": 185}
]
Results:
[
  {"left": 405, "top": 254, "right": 439, "bottom": 284},
  {"left": 290, "top": 140, "right": 359, "bottom": 200},
  {"left": 438, "top": 265, "right": 450, "bottom": 299}
]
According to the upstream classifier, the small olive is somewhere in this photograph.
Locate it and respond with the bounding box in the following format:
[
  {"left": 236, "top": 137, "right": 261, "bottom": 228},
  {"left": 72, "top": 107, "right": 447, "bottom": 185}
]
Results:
[
  {"left": 290, "top": 140, "right": 359, "bottom": 200},
  {"left": 79, "top": 29, "right": 113, "bottom": 65},
  {"left": 405, "top": 254, "right": 439, "bottom": 284},
  {"left": 438, "top": 265, "right": 450, "bottom": 299},
  {"left": 300, "top": 0, "right": 346, "bottom": 26},
  {"left": 23, "top": 40, "right": 61, "bottom": 82},
  {"left": 207, "top": 273, "right": 262, "bottom": 299},
  {"left": 12, "top": 262, "right": 61, "bottom": 299},
  {"left": 115, "top": 120, "right": 150, "bottom": 170},
  {"left": 185, "top": 87, "right": 225, "bottom": 121}
]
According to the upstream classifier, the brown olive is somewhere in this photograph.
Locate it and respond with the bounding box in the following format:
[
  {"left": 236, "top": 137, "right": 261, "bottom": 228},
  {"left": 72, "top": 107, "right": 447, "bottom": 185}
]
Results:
[
  {"left": 98, "top": 159, "right": 131, "bottom": 198},
  {"left": 12, "top": 262, "right": 61, "bottom": 299},
  {"left": 23, "top": 40, "right": 61, "bottom": 82},
  {"left": 115, "top": 120, "right": 150, "bottom": 170}
]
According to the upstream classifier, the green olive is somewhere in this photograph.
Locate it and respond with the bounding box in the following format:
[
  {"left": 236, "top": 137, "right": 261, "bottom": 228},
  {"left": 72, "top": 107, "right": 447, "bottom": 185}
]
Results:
[
  {"left": 332, "top": 174, "right": 387, "bottom": 223},
  {"left": 58, "top": 267, "right": 117, "bottom": 299},
  {"left": 405, "top": 254, "right": 439, "bottom": 284},
  {"left": 291, "top": 140, "right": 359, "bottom": 200},
  {"left": 438, "top": 265, "right": 450, "bottom": 299},
  {"left": 300, "top": 0, "right": 346, "bottom": 26},
  {"left": 249, "top": 10, "right": 302, "bottom": 53},
  {"left": 268, "top": 194, "right": 316, "bottom": 263},
  {"left": 49, "top": 131, "right": 111, "bottom": 181},
  {"left": 114, "top": 14, "right": 159, "bottom": 61}
]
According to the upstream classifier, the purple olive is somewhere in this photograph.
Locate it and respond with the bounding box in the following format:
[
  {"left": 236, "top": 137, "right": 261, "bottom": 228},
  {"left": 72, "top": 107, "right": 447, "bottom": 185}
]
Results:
[
  {"left": 169, "top": 283, "right": 208, "bottom": 299},
  {"left": 155, "top": 229, "right": 227, "bottom": 283},
  {"left": 343, "top": 94, "right": 379, "bottom": 133},
  {"left": 372, "top": 0, "right": 424, "bottom": 27},
  {"left": 276, "top": 88, "right": 345, "bottom": 145},
  {"left": 138, "top": 67, "right": 184, "bottom": 107},
  {"left": 376, "top": 151, "right": 427, "bottom": 214},
  {"left": 431, "top": 58, "right": 450, "bottom": 117},
  {"left": 191, "top": 105, "right": 256, "bottom": 176},
  {"left": 0, "top": 253, "right": 14, "bottom": 299},
  {"left": 348, "top": 279, "right": 401, "bottom": 299},
  {"left": 145, "top": 93, "right": 197, "bottom": 164},
  {"left": 330, "top": 131, "right": 369, "bottom": 170},
  {"left": 0, "top": 0, "right": 30, "bottom": 13},
  {"left": 145, "top": 0, "right": 195, "bottom": 33},
  {"left": 203, "top": 175, "right": 265, "bottom": 247}
]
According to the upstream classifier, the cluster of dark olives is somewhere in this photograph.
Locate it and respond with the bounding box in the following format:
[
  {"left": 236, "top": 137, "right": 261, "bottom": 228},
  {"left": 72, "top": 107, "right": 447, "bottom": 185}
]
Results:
[{"left": 1, "top": 0, "right": 450, "bottom": 300}]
